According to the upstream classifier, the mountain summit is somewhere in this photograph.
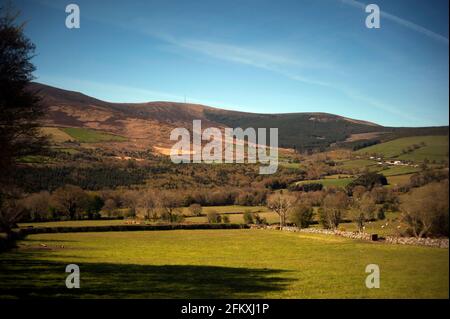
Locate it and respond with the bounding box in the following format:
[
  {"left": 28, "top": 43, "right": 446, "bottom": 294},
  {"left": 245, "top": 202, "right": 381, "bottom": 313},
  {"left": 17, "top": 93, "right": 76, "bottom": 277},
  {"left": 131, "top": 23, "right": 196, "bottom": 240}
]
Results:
[{"left": 28, "top": 82, "right": 446, "bottom": 153}]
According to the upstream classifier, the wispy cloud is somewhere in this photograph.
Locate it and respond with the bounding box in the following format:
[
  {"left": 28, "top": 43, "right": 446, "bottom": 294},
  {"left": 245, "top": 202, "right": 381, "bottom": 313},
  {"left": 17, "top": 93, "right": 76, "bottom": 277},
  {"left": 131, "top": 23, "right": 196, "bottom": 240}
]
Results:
[
  {"left": 32, "top": 0, "right": 430, "bottom": 123},
  {"left": 156, "top": 35, "right": 420, "bottom": 122},
  {"left": 340, "top": 0, "right": 449, "bottom": 45},
  {"left": 173, "top": 39, "right": 324, "bottom": 70},
  {"left": 339, "top": 86, "right": 425, "bottom": 124},
  {"left": 156, "top": 34, "right": 420, "bottom": 121},
  {"left": 150, "top": 32, "right": 336, "bottom": 87},
  {"left": 180, "top": 40, "right": 336, "bottom": 87}
]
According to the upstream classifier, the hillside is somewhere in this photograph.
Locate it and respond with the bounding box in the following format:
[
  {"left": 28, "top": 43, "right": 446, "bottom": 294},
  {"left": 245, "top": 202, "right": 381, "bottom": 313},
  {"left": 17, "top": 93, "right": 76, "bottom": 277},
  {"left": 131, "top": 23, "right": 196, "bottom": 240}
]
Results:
[
  {"left": 356, "top": 135, "right": 449, "bottom": 163},
  {"left": 28, "top": 82, "right": 448, "bottom": 153},
  {"left": 29, "top": 83, "right": 225, "bottom": 152},
  {"left": 204, "top": 109, "right": 383, "bottom": 151}
]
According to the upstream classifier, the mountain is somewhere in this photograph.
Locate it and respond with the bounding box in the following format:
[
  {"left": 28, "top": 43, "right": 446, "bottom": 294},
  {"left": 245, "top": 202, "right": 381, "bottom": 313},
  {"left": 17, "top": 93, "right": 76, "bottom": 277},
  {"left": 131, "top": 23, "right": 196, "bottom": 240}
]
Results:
[{"left": 28, "top": 82, "right": 448, "bottom": 153}]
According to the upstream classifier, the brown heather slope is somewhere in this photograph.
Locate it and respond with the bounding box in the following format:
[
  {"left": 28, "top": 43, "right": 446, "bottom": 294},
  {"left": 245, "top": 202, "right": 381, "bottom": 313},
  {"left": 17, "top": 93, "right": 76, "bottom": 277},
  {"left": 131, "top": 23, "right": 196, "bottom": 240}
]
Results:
[
  {"left": 27, "top": 82, "right": 448, "bottom": 154},
  {"left": 28, "top": 82, "right": 226, "bottom": 151}
]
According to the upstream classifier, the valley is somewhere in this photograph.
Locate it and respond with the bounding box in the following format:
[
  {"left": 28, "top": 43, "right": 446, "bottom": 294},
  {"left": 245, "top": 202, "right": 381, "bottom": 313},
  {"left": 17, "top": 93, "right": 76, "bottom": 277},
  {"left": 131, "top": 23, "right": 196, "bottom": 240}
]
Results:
[{"left": 1, "top": 0, "right": 449, "bottom": 303}]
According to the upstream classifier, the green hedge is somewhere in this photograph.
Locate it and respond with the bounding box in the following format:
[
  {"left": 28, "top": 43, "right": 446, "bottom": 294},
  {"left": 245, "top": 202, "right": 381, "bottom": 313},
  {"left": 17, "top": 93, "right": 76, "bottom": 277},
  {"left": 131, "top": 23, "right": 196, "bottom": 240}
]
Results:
[{"left": 20, "top": 223, "right": 249, "bottom": 235}]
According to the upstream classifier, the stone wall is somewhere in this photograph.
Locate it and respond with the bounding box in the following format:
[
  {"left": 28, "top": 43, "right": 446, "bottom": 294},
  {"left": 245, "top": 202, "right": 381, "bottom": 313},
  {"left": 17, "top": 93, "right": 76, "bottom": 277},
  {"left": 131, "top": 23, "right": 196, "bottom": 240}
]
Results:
[
  {"left": 252, "top": 225, "right": 449, "bottom": 248},
  {"left": 384, "top": 236, "right": 449, "bottom": 248}
]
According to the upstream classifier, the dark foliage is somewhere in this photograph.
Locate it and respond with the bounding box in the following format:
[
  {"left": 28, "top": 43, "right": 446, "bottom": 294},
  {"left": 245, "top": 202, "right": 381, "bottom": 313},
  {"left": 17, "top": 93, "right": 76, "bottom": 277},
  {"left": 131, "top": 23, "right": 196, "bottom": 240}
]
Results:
[
  {"left": 288, "top": 182, "right": 323, "bottom": 192},
  {"left": 351, "top": 139, "right": 381, "bottom": 151},
  {"left": 346, "top": 172, "right": 388, "bottom": 193},
  {"left": 0, "top": 6, "right": 47, "bottom": 183},
  {"left": 243, "top": 211, "right": 254, "bottom": 224},
  {"left": 0, "top": 6, "right": 47, "bottom": 236},
  {"left": 289, "top": 204, "right": 314, "bottom": 228},
  {"left": 13, "top": 165, "right": 151, "bottom": 192},
  {"left": 85, "top": 195, "right": 104, "bottom": 219},
  {"left": 204, "top": 110, "right": 382, "bottom": 152},
  {"left": 409, "top": 169, "right": 449, "bottom": 188}
]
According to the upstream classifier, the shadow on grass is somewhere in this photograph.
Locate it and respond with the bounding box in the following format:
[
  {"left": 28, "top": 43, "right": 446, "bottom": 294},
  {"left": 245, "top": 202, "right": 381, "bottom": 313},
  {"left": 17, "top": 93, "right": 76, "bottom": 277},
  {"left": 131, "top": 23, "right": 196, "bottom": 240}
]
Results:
[{"left": 0, "top": 251, "right": 289, "bottom": 298}]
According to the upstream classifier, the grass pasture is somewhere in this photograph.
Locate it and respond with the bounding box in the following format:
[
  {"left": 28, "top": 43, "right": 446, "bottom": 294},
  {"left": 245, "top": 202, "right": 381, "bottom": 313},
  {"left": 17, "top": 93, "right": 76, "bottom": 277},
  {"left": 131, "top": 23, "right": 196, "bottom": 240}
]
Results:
[
  {"left": 61, "top": 127, "right": 127, "bottom": 143},
  {"left": 337, "top": 212, "right": 401, "bottom": 237},
  {"left": 18, "top": 205, "right": 280, "bottom": 227},
  {"left": 180, "top": 205, "right": 268, "bottom": 215},
  {"left": 356, "top": 135, "right": 449, "bottom": 163},
  {"left": 386, "top": 174, "right": 414, "bottom": 187},
  {"left": 41, "top": 127, "right": 75, "bottom": 143},
  {"left": 0, "top": 229, "right": 447, "bottom": 299},
  {"left": 297, "top": 177, "right": 354, "bottom": 188},
  {"left": 378, "top": 166, "right": 421, "bottom": 177},
  {"left": 337, "top": 159, "right": 378, "bottom": 170},
  {"left": 182, "top": 205, "right": 278, "bottom": 224},
  {"left": 55, "top": 147, "right": 80, "bottom": 155},
  {"left": 185, "top": 211, "right": 280, "bottom": 224}
]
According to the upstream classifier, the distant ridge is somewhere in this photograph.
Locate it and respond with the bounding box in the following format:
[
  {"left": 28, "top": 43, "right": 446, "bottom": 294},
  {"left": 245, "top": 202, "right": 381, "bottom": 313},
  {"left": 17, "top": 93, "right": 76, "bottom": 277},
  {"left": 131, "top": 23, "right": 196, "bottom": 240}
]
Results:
[{"left": 28, "top": 82, "right": 448, "bottom": 153}]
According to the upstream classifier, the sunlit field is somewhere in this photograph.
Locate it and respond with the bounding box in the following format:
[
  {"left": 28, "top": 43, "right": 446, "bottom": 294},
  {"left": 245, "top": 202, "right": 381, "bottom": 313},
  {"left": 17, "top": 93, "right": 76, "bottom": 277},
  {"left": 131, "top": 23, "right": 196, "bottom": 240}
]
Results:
[
  {"left": 356, "top": 136, "right": 449, "bottom": 163},
  {"left": 0, "top": 230, "right": 447, "bottom": 299}
]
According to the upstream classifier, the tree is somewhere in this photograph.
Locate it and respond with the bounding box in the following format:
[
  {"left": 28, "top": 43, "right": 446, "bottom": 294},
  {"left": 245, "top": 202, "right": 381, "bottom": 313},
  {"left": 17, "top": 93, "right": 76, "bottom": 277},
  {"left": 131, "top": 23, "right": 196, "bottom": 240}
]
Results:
[
  {"left": 409, "top": 170, "right": 448, "bottom": 188},
  {"left": 207, "top": 210, "right": 222, "bottom": 224},
  {"left": 139, "top": 190, "right": 157, "bottom": 220},
  {"left": 120, "top": 190, "right": 138, "bottom": 218},
  {"left": 267, "top": 192, "right": 296, "bottom": 228},
  {"left": 188, "top": 203, "right": 202, "bottom": 216},
  {"left": 352, "top": 186, "right": 367, "bottom": 200},
  {"left": 346, "top": 172, "right": 387, "bottom": 193},
  {"left": 0, "top": 188, "right": 25, "bottom": 234},
  {"left": 243, "top": 210, "right": 254, "bottom": 224},
  {"left": 400, "top": 181, "right": 449, "bottom": 238},
  {"left": 289, "top": 182, "right": 323, "bottom": 192},
  {"left": 85, "top": 194, "right": 104, "bottom": 219},
  {"left": 254, "top": 213, "right": 267, "bottom": 225},
  {"left": 349, "top": 193, "right": 376, "bottom": 232},
  {"left": 51, "top": 185, "right": 88, "bottom": 220},
  {"left": 376, "top": 206, "right": 386, "bottom": 220},
  {"left": 320, "top": 191, "right": 349, "bottom": 229},
  {"left": 102, "top": 198, "right": 118, "bottom": 218},
  {"left": 289, "top": 203, "right": 314, "bottom": 229},
  {"left": 0, "top": 5, "right": 47, "bottom": 234},
  {"left": 22, "top": 191, "right": 51, "bottom": 221},
  {"left": 158, "top": 191, "right": 183, "bottom": 223}
]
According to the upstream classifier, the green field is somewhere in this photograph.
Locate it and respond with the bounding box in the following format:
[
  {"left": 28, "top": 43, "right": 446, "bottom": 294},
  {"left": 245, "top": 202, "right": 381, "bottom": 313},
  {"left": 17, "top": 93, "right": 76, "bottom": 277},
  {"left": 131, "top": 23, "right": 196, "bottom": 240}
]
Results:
[
  {"left": 55, "top": 147, "right": 81, "bottom": 155},
  {"left": 386, "top": 174, "right": 414, "bottom": 187},
  {"left": 378, "top": 166, "right": 421, "bottom": 177},
  {"left": 338, "top": 212, "right": 401, "bottom": 237},
  {"left": 356, "top": 136, "right": 449, "bottom": 163},
  {"left": 180, "top": 205, "right": 269, "bottom": 215},
  {"left": 19, "top": 212, "right": 280, "bottom": 228},
  {"left": 61, "top": 127, "right": 127, "bottom": 143},
  {"left": 0, "top": 230, "right": 447, "bottom": 298},
  {"left": 185, "top": 211, "right": 280, "bottom": 224},
  {"left": 297, "top": 178, "right": 354, "bottom": 188},
  {"left": 18, "top": 205, "right": 275, "bottom": 228},
  {"left": 18, "top": 208, "right": 401, "bottom": 236},
  {"left": 337, "top": 159, "right": 377, "bottom": 170},
  {"left": 41, "top": 127, "right": 75, "bottom": 143}
]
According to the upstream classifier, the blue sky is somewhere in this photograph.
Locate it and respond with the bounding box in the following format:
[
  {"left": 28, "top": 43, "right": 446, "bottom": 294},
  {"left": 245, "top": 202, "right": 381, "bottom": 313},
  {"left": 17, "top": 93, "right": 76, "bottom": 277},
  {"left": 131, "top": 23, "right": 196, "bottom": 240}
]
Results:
[{"left": 11, "top": 0, "right": 449, "bottom": 127}]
